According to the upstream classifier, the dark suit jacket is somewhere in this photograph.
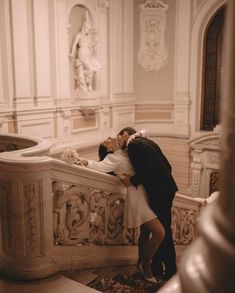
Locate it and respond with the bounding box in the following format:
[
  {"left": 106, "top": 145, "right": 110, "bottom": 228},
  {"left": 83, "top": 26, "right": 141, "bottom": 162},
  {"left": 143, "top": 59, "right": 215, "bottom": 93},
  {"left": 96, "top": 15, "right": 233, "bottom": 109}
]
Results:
[{"left": 127, "top": 137, "right": 178, "bottom": 219}]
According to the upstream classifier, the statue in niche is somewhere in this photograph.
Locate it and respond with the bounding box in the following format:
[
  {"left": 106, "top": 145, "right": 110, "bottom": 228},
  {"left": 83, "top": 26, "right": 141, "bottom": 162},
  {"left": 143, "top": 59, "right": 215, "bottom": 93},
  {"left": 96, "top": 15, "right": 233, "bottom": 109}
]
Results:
[{"left": 69, "top": 11, "right": 101, "bottom": 92}]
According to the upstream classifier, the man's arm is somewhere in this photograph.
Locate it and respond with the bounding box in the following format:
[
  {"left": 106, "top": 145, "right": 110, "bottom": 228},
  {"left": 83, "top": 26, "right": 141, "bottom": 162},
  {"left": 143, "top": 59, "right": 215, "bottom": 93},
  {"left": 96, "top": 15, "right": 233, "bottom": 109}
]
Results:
[{"left": 126, "top": 141, "right": 150, "bottom": 187}]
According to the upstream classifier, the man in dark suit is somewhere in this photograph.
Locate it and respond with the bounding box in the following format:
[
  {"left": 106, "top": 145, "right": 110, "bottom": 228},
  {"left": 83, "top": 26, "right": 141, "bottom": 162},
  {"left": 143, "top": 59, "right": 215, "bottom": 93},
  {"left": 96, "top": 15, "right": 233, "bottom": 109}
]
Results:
[{"left": 117, "top": 127, "right": 178, "bottom": 280}]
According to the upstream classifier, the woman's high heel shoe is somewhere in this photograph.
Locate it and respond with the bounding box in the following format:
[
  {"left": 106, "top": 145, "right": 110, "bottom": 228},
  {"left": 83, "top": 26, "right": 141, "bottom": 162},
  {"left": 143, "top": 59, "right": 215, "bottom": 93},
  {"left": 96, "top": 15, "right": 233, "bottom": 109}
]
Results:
[{"left": 139, "top": 263, "right": 158, "bottom": 284}]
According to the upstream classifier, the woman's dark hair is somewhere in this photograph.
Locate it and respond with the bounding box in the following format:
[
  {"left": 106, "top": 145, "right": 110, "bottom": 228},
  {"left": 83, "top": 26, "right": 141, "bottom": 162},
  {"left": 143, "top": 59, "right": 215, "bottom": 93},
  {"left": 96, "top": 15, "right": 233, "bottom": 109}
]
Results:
[
  {"left": 98, "top": 143, "right": 112, "bottom": 161},
  {"left": 118, "top": 127, "right": 136, "bottom": 136},
  {"left": 98, "top": 143, "right": 115, "bottom": 176}
]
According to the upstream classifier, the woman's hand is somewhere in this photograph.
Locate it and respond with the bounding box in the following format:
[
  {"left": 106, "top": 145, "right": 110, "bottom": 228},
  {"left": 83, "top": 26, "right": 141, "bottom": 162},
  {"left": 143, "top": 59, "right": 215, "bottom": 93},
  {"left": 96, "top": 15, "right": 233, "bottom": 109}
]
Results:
[
  {"left": 119, "top": 174, "right": 132, "bottom": 187},
  {"left": 127, "top": 129, "right": 149, "bottom": 145},
  {"left": 75, "top": 158, "right": 88, "bottom": 166},
  {"left": 127, "top": 132, "right": 141, "bottom": 146}
]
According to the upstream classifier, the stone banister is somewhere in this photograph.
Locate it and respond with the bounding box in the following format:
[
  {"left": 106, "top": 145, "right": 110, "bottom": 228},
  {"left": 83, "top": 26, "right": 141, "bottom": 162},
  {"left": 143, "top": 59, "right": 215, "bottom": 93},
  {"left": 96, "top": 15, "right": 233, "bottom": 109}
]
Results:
[{"left": 0, "top": 133, "right": 208, "bottom": 280}]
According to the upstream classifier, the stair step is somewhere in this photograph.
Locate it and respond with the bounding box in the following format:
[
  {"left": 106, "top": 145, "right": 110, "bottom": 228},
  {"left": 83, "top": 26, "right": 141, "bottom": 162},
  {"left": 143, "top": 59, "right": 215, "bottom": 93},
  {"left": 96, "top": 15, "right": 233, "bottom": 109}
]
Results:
[{"left": 0, "top": 273, "right": 101, "bottom": 293}]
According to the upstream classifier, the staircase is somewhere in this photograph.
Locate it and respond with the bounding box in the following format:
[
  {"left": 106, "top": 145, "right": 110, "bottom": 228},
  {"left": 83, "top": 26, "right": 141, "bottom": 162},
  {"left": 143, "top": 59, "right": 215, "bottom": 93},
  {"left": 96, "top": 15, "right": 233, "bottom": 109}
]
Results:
[{"left": 0, "top": 133, "right": 210, "bottom": 290}]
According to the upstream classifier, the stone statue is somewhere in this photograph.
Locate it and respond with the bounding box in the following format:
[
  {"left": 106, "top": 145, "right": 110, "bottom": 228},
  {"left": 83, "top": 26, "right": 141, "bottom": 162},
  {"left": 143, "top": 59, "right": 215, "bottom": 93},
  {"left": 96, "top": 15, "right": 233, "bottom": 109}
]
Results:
[{"left": 69, "top": 11, "right": 101, "bottom": 92}]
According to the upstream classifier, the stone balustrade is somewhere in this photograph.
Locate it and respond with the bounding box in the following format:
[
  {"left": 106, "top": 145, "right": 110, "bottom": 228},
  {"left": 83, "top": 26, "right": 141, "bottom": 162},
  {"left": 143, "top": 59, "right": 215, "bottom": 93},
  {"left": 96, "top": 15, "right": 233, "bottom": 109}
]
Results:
[{"left": 0, "top": 134, "right": 210, "bottom": 280}]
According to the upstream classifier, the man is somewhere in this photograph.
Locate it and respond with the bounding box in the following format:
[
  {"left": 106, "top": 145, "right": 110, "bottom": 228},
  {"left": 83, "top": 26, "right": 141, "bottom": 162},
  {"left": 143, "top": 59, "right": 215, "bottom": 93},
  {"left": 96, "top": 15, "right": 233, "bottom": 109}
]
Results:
[{"left": 117, "top": 127, "right": 178, "bottom": 280}]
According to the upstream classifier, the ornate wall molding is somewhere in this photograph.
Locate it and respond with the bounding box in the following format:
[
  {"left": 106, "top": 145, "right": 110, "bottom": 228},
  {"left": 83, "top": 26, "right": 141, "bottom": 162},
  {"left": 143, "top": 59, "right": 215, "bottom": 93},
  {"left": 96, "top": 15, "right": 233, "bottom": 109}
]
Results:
[{"left": 138, "top": 0, "right": 169, "bottom": 72}]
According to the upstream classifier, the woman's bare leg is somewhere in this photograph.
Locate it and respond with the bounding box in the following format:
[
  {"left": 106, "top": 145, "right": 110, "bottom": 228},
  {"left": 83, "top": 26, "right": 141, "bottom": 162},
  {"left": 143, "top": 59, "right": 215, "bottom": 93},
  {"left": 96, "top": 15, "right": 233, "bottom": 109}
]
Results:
[
  {"left": 142, "top": 218, "right": 165, "bottom": 278},
  {"left": 138, "top": 226, "right": 151, "bottom": 266}
]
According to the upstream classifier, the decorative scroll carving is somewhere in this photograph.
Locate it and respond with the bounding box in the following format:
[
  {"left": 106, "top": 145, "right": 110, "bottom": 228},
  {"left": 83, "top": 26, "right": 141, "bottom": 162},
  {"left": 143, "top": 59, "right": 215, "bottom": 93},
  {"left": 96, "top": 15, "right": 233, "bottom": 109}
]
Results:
[
  {"left": 172, "top": 206, "right": 198, "bottom": 244},
  {"left": 53, "top": 182, "right": 90, "bottom": 245},
  {"left": 138, "top": 0, "right": 169, "bottom": 72},
  {"left": 23, "top": 183, "right": 44, "bottom": 256},
  {"left": 52, "top": 181, "right": 138, "bottom": 246},
  {"left": 89, "top": 189, "right": 109, "bottom": 244},
  {"left": 106, "top": 197, "right": 126, "bottom": 244}
]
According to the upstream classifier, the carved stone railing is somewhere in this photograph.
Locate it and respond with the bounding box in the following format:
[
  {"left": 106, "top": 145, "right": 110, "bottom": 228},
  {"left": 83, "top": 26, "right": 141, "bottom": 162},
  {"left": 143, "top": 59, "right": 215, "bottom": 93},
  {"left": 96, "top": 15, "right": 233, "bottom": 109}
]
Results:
[
  {"left": 0, "top": 133, "right": 208, "bottom": 280},
  {"left": 189, "top": 129, "right": 221, "bottom": 198}
]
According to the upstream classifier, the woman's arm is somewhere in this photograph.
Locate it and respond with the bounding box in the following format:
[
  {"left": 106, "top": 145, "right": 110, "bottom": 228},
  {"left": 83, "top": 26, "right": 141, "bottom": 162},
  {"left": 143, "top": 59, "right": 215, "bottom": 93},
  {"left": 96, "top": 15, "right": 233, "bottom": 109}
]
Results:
[
  {"left": 127, "top": 128, "right": 150, "bottom": 145},
  {"left": 82, "top": 154, "right": 120, "bottom": 174}
]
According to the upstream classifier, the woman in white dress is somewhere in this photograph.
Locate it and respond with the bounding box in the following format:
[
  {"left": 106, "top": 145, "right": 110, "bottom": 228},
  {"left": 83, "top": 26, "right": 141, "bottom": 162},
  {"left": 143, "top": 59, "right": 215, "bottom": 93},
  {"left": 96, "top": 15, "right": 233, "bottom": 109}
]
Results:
[{"left": 78, "top": 136, "right": 165, "bottom": 283}]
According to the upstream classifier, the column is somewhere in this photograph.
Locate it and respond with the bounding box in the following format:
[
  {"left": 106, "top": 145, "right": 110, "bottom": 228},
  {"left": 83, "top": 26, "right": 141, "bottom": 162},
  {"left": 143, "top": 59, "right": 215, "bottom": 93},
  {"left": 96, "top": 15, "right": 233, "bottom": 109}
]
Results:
[{"left": 159, "top": 0, "right": 235, "bottom": 291}]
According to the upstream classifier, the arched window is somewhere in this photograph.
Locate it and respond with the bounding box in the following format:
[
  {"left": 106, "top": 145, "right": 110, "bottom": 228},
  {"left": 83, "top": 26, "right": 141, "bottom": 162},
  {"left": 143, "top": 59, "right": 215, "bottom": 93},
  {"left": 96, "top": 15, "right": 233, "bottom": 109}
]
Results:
[{"left": 201, "top": 7, "right": 225, "bottom": 131}]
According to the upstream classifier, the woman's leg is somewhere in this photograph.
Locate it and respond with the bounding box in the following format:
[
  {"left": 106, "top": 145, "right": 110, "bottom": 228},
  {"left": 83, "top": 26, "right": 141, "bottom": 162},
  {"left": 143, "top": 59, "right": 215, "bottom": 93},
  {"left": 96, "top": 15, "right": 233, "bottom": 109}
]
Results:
[
  {"left": 142, "top": 218, "right": 165, "bottom": 278},
  {"left": 138, "top": 225, "right": 151, "bottom": 266}
]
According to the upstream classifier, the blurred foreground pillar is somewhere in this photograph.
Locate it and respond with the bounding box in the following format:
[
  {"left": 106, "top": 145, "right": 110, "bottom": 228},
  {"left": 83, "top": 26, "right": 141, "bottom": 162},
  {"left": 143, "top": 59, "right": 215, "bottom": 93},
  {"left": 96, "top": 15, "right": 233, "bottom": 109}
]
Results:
[{"left": 159, "top": 1, "right": 235, "bottom": 292}]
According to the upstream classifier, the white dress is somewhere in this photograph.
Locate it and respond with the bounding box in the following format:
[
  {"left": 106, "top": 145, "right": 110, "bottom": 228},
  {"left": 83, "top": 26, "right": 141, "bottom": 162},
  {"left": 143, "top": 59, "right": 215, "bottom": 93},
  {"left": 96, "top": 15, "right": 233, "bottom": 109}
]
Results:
[{"left": 87, "top": 149, "right": 156, "bottom": 228}]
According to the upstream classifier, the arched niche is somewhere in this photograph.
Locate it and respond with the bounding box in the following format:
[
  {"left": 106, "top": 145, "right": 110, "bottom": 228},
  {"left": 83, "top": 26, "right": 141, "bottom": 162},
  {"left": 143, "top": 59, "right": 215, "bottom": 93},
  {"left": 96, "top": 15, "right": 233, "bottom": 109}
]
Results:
[
  {"left": 66, "top": 1, "right": 100, "bottom": 99},
  {"left": 189, "top": 0, "right": 226, "bottom": 134},
  {"left": 201, "top": 6, "right": 225, "bottom": 131}
]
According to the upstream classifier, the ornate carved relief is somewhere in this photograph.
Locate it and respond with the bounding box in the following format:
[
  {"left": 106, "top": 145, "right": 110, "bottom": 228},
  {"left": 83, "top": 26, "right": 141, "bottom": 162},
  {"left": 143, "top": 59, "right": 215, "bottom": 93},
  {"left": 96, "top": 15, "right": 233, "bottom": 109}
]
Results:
[
  {"left": 23, "top": 183, "right": 44, "bottom": 256},
  {"left": 52, "top": 181, "right": 138, "bottom": 246},
  {"left": 0, "top": 180, "right": 16, "bottom": 254},
  {"left": 172, "top": 206, "right": 198, "bottom": 244},
  {"left": 191, "top": 148, "right": 202, "bottom": 163},
  {"left": 191, "top": 170, "right": 201, "bottom": 197},
  {"left": 106, "top": 197, "right": 126, "bottom": 244},
  {"left": 189, "top": 132, "right": 221, "bottom": 198},
  {"left": 53, "top": 182, "right": 90, "bottom": 245},
  {"left": 138, "top": 0, "right": 169, "bottom": 72}
]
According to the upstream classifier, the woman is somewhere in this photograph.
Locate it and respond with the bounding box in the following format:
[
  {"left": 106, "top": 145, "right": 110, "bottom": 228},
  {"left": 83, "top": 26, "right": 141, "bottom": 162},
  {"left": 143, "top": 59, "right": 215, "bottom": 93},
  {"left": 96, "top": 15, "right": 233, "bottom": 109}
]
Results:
[{"left": 77, "top": 136, "right": 165, "bottom": 283}]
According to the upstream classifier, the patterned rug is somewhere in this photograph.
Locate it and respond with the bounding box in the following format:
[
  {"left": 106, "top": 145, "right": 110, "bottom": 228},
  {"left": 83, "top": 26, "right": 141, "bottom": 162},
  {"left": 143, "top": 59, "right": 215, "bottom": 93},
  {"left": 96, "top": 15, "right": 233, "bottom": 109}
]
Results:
[{"left": 88, "top": 271, "right": 166, "bottom": 293}]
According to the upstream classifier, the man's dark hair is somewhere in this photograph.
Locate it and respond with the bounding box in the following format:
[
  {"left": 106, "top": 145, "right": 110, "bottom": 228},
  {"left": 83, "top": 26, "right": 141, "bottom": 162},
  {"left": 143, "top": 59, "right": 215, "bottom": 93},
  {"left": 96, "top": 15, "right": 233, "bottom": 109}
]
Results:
[{"left": 118, "top": 127, "right": 136, "bottom": 136}]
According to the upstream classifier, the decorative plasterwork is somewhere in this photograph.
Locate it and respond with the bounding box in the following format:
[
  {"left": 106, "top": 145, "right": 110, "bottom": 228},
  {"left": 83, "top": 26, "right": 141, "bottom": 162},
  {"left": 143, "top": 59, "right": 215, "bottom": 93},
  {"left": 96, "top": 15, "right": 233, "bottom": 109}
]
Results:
[{"left": 138, "top": 0, "right": 169, "bottom": 72}]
